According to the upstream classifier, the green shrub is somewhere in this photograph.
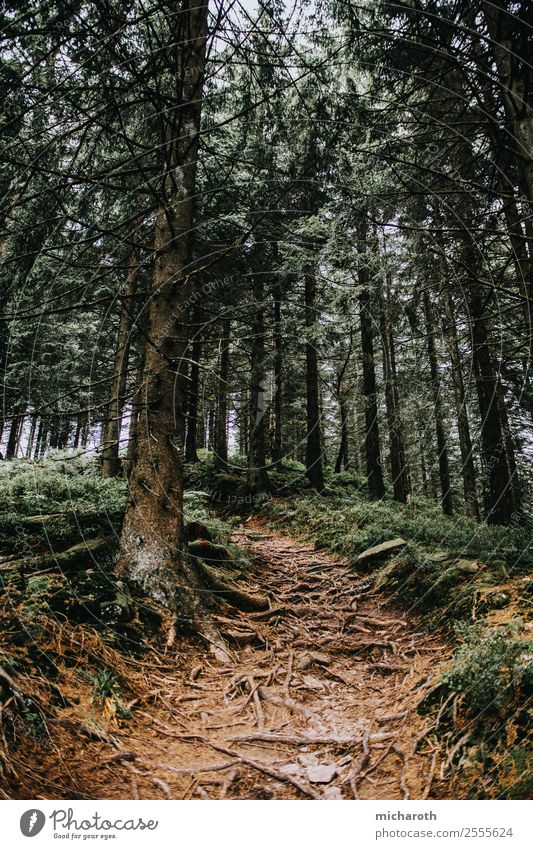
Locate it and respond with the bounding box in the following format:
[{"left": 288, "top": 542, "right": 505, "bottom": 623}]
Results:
[
  {"left": 441, "top": 623, "right": 531, "bottom": 716},
  {"left": 259, "top": 492, "right": 531, "bottom": 570},
  {"left": 0, "top": 456, "right": 126, "bottom": 519}
]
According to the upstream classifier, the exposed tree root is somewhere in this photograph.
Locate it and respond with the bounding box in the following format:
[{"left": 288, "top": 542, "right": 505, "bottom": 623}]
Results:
[
  {"left": 192, "top": 558, "right": 269, "bottom": 612},
  {"left": 5, "top": 520, "right": 454, "bottom": 800}
]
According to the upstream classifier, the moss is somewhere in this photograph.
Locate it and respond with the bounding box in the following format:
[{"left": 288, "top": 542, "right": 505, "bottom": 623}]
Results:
[
  {"left": 441, "top": 622, "right": 530, "bottom": 715},
  {"left": 259, "top": 493, "right": 531, "bottom": 571}
]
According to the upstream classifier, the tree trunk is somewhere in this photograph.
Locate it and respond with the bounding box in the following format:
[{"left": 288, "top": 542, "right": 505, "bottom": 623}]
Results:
[
  {"left": 117, "top": 1, "right": 227, "bottom": 656},
  {"left": 304, "top": 263, "right": 325, "bottom": 491},
  {"left": 5, "top": 416, "right": 19, "bottom": 459},
  {"left": 34, "top": 419, "right": 45, "bottom": 459},
  {"left": 185, "top": 307, "right": 202, "bottom": 463},
  {"left": 72, "top": 415, "right": 82, "bottom": 450},
  {"left": 126, "top": 315, "right": 148, "bottom": 473},
  {"left": 239, "top": 390, "right": 248, "bottom": 456},
  {"left": 420, "top": 452, "right": 429, "bottom": 497},
  {"left": 80, "top": 416, "right": 89, "bottom": 450},
  {"left": 271, "top": 282, "right": 283, "bottom": 465},
  {"left": 334, "top": 334, "right": 353, "bottom": 474},
  {"left": 349, "top": 382, "right": 361, "bottom": 475},
  {"left": 468, "top": 285, "right": 515, "bottom": 524},
  {"left": 379, "top": 286, "right": 409, "bottom": 503},
  {"left": 25, "top": 414, "right": 38, "bottom": 459},
  {"left": 334, "top": 395, "right": 350, "bottom": 473},
  {"left": 483, "top": 1, "right": 533, "bottom": 208},
  {"left": 247, "top": 274, "right": 270, "bottom": 493},
  {"left": 101, "top": 250, "right": 139, "bottom": 477},
  {"left": 214, "top": 317, "right": 230, "bottom": 471},
  {"left": 357, "top": 216, "right": 385, "bottom": 500},
  {"left": 442, "top": 286, "right": 480, "bottom": 520},
  {"left": 496, "top": 377, "right": 522, "bottom": 517},
  {"left": 58, "top": 418, "right": 72, "bottom": 450},
  {"left": 423, "top": 289, "right": 453, "bottom": 515},
  {"left": 497, "top": 175, "right": 533, "bottom": 339},
  {"left": 207, "top": 408, "right": 215, "bottom": 451}
]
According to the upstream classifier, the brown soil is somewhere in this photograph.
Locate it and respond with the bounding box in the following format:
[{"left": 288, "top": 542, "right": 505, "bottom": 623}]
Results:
[{"left": 7, "top": 521, "right": 453, "bottom": 800}]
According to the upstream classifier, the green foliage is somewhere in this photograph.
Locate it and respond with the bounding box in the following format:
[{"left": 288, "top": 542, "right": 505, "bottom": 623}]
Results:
[
  {"left": 91, "top": 667, "right": 120, "bottom": 707},
  {"left": 424, "top": 622, "right": 533, "bottom": 799},
  {"left": 442, "top": 623, "right": 531, "bottom": 716},
  {"left": 261, "top": 493, "right": 531, "bottom": 570},
  {"left": 183, "top": 487, "right": 240, "bottom": 538},
  {"left": 90, "top": 667, "right": 130, "bottom": 720},
  {"left": 0, "top": 455, "right": 126, "bottom": 518},
  {"left": 20, "top": 695, "right": 47, "bottom": 740},
  {"left": 0, "top": 456, "right": 125, "bottom": 555}
]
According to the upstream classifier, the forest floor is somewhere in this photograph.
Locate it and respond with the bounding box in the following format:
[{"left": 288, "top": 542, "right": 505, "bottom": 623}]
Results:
[{"left": 32, "top": 519, "right": 452, "bottom": 801}]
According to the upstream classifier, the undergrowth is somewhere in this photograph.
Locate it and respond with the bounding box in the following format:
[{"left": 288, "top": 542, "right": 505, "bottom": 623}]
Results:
[
  {"left": 185, "top": 454, "right": 532, "bottom": 800},
  {"left": 0, "top": 452, "right": 531, "bottom": 799},
  {"left": 0, "top": 454, "right": 241, "bottom": 796},
  {"left": 260, "top": 495, "right": 531, "bottom": 571},
  {"left": 425, "top": 623, "right": 533, "bottom": 799}
]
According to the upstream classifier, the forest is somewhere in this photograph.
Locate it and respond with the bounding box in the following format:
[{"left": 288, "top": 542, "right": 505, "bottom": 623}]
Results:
[{"left": 0, "top": 0, "right": 531, "bottom": 802}]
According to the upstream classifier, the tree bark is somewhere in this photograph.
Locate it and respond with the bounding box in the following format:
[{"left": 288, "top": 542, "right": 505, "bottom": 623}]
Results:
[
  {"left": 379, "top": 285, "right": 409, "bottom": 503},
  {"left": 207, "top": 407, "right": 215, "bottom": 451},
  {"left": 271, "top": 282, "right": 283, "bottom": 465},
  {"left": 483, "top": 1, "right": 533, "bottom": 208},
  {"left": 423, "top": 289, "right": 453, "bottom": 515},
  {"left": 334, "top": 396, "right": 350, "bottom": 473},
  {"left": 497, "top": 175, "right": 533, "bottom": 339},
  {"left": 357, "top": 216, "right": 385, "bottom": 500},
  {"left": 442, "top": 286, "right": 480, "bottom": 520},
  {"left": 101, "top": 250, "right": 139, "bottom": 477},
  {"left": 5, "top": 416, "right": 19, "bottom": 459},
  {"left": 214, "top": 316, "right": 230, "bottom": 471},
  {"left": 334, "top": 334, "right": 353, "bottom": 474},
  {"left": 239, "top": 390, "right": 248, "bottom": 457},
  {"left": 496, "top": 376, "right": 522, "bottom": 517},
  {"left": 468, "top": 285, "right": 515, "bottom": 524},
  {"left": 304, "top": 263, "right": 325, "bottom": 491},
  {"left": 34, "top": 419, "right": 45, "bottom": 459},
  {"left": 72, "top": 415, "right": 82, "bottom": 450},
  {"left": 126, "top": 327, "right": 146, "bottom": 474},
  {"left": 117, "top": 2, "right": 227, "bottom": 656},
  {"left": 247, "top": 274, "right": 270, "bottom": 493},
  {"left": 184, "top": 306, "right": 202, "bottom": 463},
  {"left": 25, "top": 414, "right": 38, "bottom": 459},
  {"left": 80, "top": 415, "right": 89, "bottom": 450}
]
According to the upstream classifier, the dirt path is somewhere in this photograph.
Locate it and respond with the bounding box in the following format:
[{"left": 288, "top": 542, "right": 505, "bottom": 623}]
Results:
[{"left": 85, "top": 521, "right": 451, "bottom": 800}]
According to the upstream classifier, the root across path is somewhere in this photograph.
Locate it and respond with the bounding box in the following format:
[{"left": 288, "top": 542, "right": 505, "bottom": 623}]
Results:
[{"left": 38, "top": 521, "right": 452, "bottom": 800}]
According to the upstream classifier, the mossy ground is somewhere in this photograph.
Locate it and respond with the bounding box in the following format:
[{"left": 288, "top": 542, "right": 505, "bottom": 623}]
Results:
[
  {"left": 185, "top": 453, "right": 532, "bottom": 798},
  {"left": 0, "top": 452, "right": 531, "bottom": 798}
]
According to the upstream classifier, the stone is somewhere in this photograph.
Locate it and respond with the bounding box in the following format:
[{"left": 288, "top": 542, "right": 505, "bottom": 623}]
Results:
[
  {"left": 296, "top": 651, "right": 330, "bottom": 670},
  {"left": 323, "top": 786, "right": 343, "bottom": 800},
  {"left": 296, "top": 652, "right": 313, "bottom": 670},
  {"left": 298, "top": 753, "right": 319, "bottom": 767},
  {"left": 430, "top": 551, "right": 455, "bottom": 563},
  {"left": 456, "top": 559, "right": 480, "bottom": 574},
  {"left": 302, "top": 674, "right": 325, "bottom": 691},
  {"left": 356, "top": 538, "right": 407, "bottom": 567},
  {"left": 306, "top": 765, "right": 338, "bottom": 784},
  {"left": 278, "top": 763, "right": 302, "bottom": 777}
]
